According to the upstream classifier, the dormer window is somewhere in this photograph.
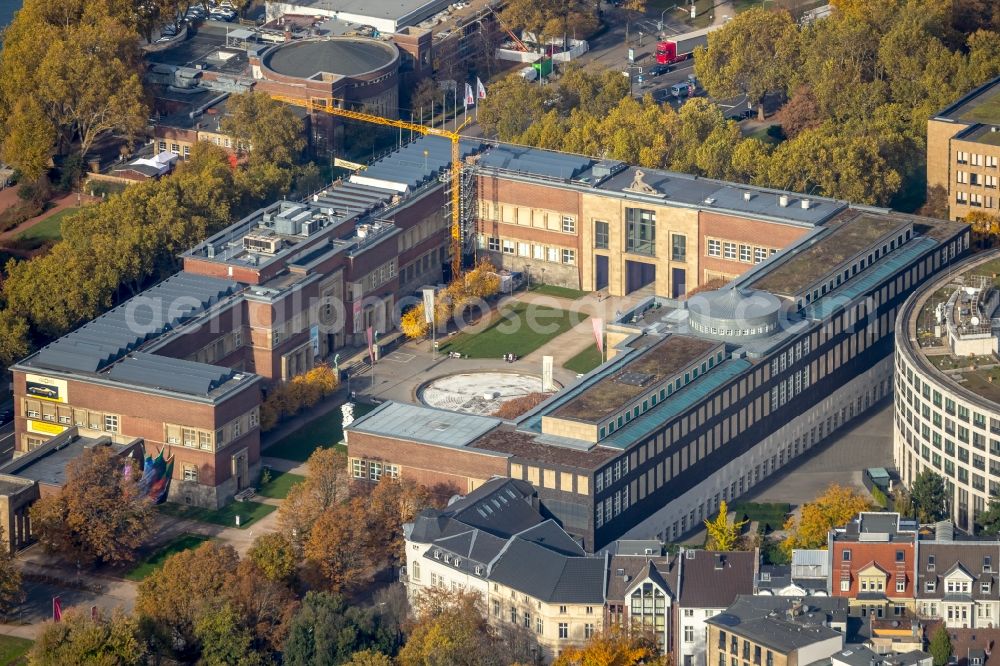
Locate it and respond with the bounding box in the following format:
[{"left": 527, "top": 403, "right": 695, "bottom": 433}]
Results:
[
  {"left": 981, "top": 581, "right": 992, "bottom": 594},
  {"left": 985, "top": 556, "right": 993, "bottom": 573},
  {"left": 761, "top": 572, "right": 771, "bottom": 582},
  {"left": 926, "top": 581, "right": 937, "bottom": 593},
  {"left": 433, "top": 551, "right": 441, "bottom": 560},
  {"left": 475, "top": 566, "right": 483, "bottom": 576},
  {"left": 928, "top": 555, "right": 936, "bottom": 571}
]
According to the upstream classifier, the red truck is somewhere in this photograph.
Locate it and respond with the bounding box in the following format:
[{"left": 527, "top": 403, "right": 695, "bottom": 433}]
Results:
[{"left": 655, "top": 27, "right": 713, "bottom": 65}]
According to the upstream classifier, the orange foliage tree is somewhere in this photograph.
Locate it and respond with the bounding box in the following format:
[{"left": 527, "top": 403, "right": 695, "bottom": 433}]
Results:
[
  {"left": 260, "top": 363, "right": 338, "bottom": 431},
  {"left": 492, "top": 392, "right": 550, "bottom": 419}
]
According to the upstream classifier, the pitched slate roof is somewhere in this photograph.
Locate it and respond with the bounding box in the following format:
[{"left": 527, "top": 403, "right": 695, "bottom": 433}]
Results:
[
  {"left": 606, "top": 555, "right": 678, "bottom": 602},
  {"left": 678, "top": 550, "right": 756, "bottom": 608},
  {"left": 916, "top": 541, "right": 1000, "bottom": 601},
  {"left": 489, "top": 537, "right": 606, "bottom": 604},
  {"left": 707, "top": 595, "right": 847, "bottom": 654}
]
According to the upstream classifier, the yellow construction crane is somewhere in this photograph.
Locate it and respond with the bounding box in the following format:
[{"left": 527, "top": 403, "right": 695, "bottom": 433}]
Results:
[{"left": 272, "top": 95, "right": 468, "bottom": 276}]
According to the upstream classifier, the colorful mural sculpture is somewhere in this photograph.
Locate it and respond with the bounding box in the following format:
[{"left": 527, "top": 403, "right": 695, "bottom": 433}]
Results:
[{"left": 138, "top": 449, "right": 174, "bottom": 504}]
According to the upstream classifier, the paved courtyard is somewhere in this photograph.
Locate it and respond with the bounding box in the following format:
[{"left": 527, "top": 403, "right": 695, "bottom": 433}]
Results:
[{"left": 746, "top": 400, "right": 895, "bottom": 505}]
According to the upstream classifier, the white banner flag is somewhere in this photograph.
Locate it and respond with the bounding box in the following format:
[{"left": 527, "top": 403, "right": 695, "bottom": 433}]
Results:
[
  {"left": 542, "top": 356, "right": 554, "bottom": 392},
  {"left": 464, "top": 82, "right": 475, "bottom": 107},
  {"left": 476, "top": 77, "right": 487, "bottom": 100}
]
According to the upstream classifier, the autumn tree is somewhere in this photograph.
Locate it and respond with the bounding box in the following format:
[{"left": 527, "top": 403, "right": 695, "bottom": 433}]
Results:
[
  {"left": 303, "top": 497, "right": 373, "bottom": 593},
  {"left": 782, "top": 484, "right": 870, "bottom": 553},
  {"left": 248, "top": 532, "right": 298, "bottom": 583},
  {"left": 500, "top": 0, "right": 598, "bottom": 45},
  {"left": 363, "top": 477, "right": 434, "bottom": 567},
  {"left": 30, "top": 607, "right": 147, "bottom": 666},
  {"left": 965, "top": 211, "right": 1000, "bottom": 247},
  {"left": 0, "top": 97, "right": 56, "bottom": 182},
  {"left": 278, "top": 447, "right": 351, "bottom": 543},
  {"left": 0, "top": 527, "right": 22, "bottom": 618},
  {"left": 704, "top": 501, "right": 749, "bottom": 551},
  {"left": 695, "top": 8, "right": 799, "bottom": 120},
  {"left": 347, "top": 651, "right": 394, "bottom": 666},
  {"left": 221, "top": 91, "right": 306, "bottom": 167},
  {"left": 30, "top": 446, "right": 151, "bottom": 566},
  {"left": 284, "top": 592, "right": 398, "bottom": 666},
  {"left": 553, "top": 629, "right": 669, "bottom": 666},
  {"left": 911, "top": 470, "right": 949, "bottom": 523},
  {"left": 398, "top": 588, "right": 504, "bottom": 666},
  {"left": 0, "top": 0, "right": 147, "bottom": 171},
  {"left": 135, "top": 541, "right": 241, "bottom": 658},
  {"left": 192, "top": 603, "right": 264, "bottom": 666}
]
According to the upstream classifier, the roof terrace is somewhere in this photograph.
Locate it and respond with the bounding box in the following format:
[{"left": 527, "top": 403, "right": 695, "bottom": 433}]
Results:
[
  {"left": 749, "top": 212, "right": 910, "bottom": 298},
  {"left": 937, "top": 76, "right": 1000, "bottom": 125},
  {"left": 552, "top": 335, "right": 718, "bottom": 422}
]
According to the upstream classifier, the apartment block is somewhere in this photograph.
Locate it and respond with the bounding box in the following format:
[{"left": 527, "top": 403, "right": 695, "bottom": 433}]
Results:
[{"left": 926, "top": 76, "right": 1000, "bottom": 220}]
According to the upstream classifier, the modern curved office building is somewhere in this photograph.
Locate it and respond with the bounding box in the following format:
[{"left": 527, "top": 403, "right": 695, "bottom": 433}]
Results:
[{"left": 894, "top": 249, "right": 1000, "bottom": 532}]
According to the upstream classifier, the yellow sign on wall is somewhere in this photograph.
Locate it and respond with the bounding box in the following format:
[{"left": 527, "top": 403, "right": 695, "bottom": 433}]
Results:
[
  {"left": 27, "top": 420, "right": 66, "bottom": 436},
  {"left": 334, "top": 157, "right": 366, "bottom": 171},
  {"left": 25, "top": 374, "right": 68, "bottom": 403}
]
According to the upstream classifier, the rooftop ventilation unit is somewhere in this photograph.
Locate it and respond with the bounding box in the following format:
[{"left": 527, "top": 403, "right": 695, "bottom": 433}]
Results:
[
  {"left": 779, "top": 195, "right": 790, "bottom": 207},
  {"left": 801, "top": 199, "right": 811, "bottom": 210},
  {"left": 243, "top": 233, "right": 281, "bottom": 254},
  {"left": 743, "top": 191, "right": 753, "bottom": 202},
  {"left": 704, "top": 197, "right": 716, "bottom": 205}
]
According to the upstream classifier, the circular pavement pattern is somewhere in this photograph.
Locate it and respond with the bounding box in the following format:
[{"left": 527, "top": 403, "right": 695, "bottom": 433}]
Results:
[{"left": 419, "top": 372, "right": 556, "bottom": 416}]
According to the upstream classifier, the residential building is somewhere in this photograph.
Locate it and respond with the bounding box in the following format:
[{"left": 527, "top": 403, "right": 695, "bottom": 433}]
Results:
[
  {"left": 868, "top": 617, "right": 927, "bottom": 655},
  {"left": 349, "top": 197, "right": 969, "bottom": 552},
  {"left": 706, "top": 596, "right": 847, "bottom": 666},
  {"left": 605, "top": 546, "right": 679, "bottom": 654},
  {"left": 404, "top": 477, "right": 607, "bottom": 661},
  {"left": 755, "top": 550, "right": 830, "bottom": 597},
  {"left": 677, "top": 550, "right": 757, "bottom": 666},
  {"left": 931, "top": 628, "right": 1000, "bottom": 666},
  {"left": 916, "top": 537, "right": 1000, "bottom": 628},
  {"left": 829, "top": 513, "right": 918, "bottom": 619},
  {"left": 832, "top": 646, "right": 931, "bottom": 666},
  {"left": 893, "top": 250, "right": 1000, "bottom": 532},
  {"left": 926, "top": 75, "right": 1000, "bottom": 221}
]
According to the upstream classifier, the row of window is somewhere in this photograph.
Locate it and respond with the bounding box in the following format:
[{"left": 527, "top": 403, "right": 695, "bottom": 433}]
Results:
[
  {"left": 955, "top": 171, "right": 999, "bottom": 188},
  {"left": 595, "top": 486, "right": 630, "bottom": 528},
  {"left": 485, "top": 237, "right": 577, "bottom": 265},
  {"left": 956, "top": 152, "right": 999, "bottom": 168},
  {"left": 770, "top": 338, "right": 812, "bottom": 376},
  {"left": 768, "top": 367, "right": 811, "bottom": 410},
  {"left": 706, "top": 239, "right": 777, "bottom": 264},
  {"left": 955, "top": 192, "right": 997, "bottom": 208},
  {"left": 24, "top": 400, "right": 120, "bottom": 433},
  {"left": 350, "top": 457, "right": 400, "bottom": 482}
]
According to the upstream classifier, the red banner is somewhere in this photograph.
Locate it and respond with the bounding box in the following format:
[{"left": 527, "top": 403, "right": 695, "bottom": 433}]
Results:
[
  {"left": 593, "top": 318, "right": 604, "bottom": 355},
  {"left": 53, "top": 596, "right": 62, "bottom": 622},
  {"left": 366, "top": 327, "right": 375, "bottom": 365}
]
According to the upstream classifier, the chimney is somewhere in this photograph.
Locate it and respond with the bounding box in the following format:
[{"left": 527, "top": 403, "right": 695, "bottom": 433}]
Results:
[{"left": 778, "top": 195, "right": 789, "bottom": 207}]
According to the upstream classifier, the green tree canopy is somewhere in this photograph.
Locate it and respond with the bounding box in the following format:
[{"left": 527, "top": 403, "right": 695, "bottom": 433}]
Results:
[
  {"left": 694, "top": 8, "right": 800, "bottom": 119},
  {"left": 284, "top": 592, "right": 397, "bottom": 666},
  {"left": 30, "top": 607, "right": 147, "bottom": 666},
  {"left": 911, "top": 470, "right": 949, "bottom": 523},
  {"left": 929, "top": 625, "right": 953, "bottom": 666}
]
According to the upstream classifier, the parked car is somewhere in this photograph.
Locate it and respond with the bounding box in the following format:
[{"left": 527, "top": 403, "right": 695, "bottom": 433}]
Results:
[
  {"left": 647, "top": 63, "right": 673, "bottom": 77},
  {"left": 651, "top": 88, "right": 671, "bottom": 103}
]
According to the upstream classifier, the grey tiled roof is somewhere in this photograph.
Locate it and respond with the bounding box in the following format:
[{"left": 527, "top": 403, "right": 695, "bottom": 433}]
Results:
[
  {"left": 917, "top": 541, "right": 1000, "bottom": 601},
  {"left": 489, "top": 537, "right": 606, "bottom": 604},
  {"left": 708, "top": 595, "right": 847, "bottom": 654},
  {"left": 678, "top": 550, "right": 755, "bottom": 608}
]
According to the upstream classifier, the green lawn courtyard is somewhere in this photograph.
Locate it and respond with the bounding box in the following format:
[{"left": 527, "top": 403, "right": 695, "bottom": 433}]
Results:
[
  {"left": 564, "top": 344, "right": 604, "bottom": 375},
  {"left": 266, "top": 402, "right": 375, "bottom": 462},
  {"left": 13, "top": 207, "right": 79, "bottom": 248},
  {"left": 157, "top": 499, "right": 276, "bottom": 529},
  {"left": 0, "top": 635, "right": 32, "bottom": 665},
  {"left": 440, "top": 302, "right": 587, "bottom": 359},
  {"left": 528, "top": 283, "right": 590, "bottom": 300},
  {"left": 257, "top": 469, "right": 306, "bottom": 499},
  {"left": 125, "top": 533, "right": 211, "bottom": 581}
]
